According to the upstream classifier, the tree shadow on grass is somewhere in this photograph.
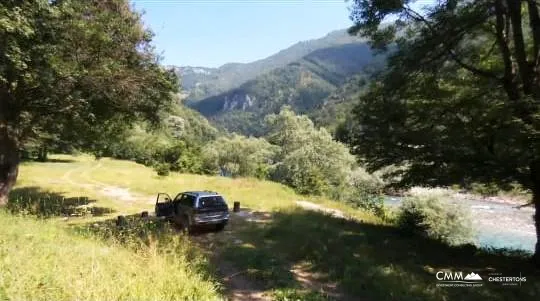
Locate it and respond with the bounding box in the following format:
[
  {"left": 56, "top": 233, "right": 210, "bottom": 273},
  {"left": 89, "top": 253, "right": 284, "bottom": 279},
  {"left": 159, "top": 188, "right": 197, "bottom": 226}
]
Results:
[
  {"left": 67, "top": 207, "right": 540, "bottom": 301},
  {"left": 7, "top": 187, "right": 115, "bottom": 218},
  {"left": 44, "top": 158, "right": 77, "bottom": 163},
  {"left": 20, "top": 156, "right": 76, "bottom": 163},
  {"left": 223, "top": 208, "right": 540, "bottom": 301}
]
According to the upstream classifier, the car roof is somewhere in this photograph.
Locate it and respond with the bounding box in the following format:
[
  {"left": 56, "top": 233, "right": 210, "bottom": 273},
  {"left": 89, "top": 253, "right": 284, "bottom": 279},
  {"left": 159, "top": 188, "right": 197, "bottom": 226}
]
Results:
[{"left": 183, "top": 191, "right": 220, "bottom": 197}]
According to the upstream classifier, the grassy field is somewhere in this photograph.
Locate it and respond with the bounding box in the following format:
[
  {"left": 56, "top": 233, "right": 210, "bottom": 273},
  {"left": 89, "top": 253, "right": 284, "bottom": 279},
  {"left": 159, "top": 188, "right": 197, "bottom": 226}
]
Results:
[
  {"left": 12, "top": 154, "right": 377, "bottom": 222},
  {"left": 0, "top": 211, "right": 220, "bottom": 301},
  {"left": 3, "top": 155, "right": 540, "bottom": 301}
]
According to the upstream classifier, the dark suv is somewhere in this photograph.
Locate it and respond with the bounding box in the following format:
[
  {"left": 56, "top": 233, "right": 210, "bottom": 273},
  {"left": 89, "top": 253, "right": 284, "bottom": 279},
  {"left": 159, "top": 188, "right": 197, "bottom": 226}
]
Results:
[{"left": 155, "top": 191, "right": 229, "bottom": 231}]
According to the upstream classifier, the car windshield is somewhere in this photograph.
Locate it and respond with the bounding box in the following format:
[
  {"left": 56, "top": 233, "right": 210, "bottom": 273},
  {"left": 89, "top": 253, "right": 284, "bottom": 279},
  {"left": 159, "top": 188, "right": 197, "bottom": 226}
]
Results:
[{"left": 198, "top": 196, "right": 226, "bottom": 208}]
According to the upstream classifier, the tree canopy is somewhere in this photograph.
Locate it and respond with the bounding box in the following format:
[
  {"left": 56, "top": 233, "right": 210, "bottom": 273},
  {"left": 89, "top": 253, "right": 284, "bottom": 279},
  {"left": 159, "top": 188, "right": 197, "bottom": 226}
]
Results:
[
  {"left": 266, "top": 107, "right": 356, "bottom": 195},
  {"left": 0, "top": 0, "right": 178, "bottom": 204},
  {"left": 347, "top": 0, "right": 540, "bottom": 261}
]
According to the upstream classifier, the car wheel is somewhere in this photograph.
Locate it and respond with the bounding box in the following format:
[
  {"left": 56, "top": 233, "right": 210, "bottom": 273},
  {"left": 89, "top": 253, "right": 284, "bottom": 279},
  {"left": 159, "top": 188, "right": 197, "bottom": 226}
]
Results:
[
  {"left": 215, "top": 222, "right": 226, "bottom": 231},
  {"left": 177, "top": 216, "right": 191, "bottom": 234}
]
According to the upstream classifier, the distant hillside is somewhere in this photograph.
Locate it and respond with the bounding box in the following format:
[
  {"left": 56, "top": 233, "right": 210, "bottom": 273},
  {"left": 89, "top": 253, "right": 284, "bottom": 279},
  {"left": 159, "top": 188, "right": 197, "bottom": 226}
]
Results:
[
  {"left": 309, "top": 75, "right": 370, "bottom": 134},
  {"left": 189, "top": 42, "right": 385, "bottom": 136},
  {"left": 168, "top": 102, "right": 220, "bottom": 142},
  {"left": 173, "top": 30, "right": 363, "bottom": 102}
]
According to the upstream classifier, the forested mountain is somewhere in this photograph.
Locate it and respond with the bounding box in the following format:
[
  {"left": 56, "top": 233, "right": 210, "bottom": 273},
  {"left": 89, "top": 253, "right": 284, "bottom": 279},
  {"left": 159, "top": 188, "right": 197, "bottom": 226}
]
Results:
[
  {"left": 189, "top": 42, "right": 384, "bottom": 136},
  {"left": 173, "top": 30, "right": 363, "bottom": 103},
  {"left": 309, "top": 74, "right": 370, "bottom": 133}
]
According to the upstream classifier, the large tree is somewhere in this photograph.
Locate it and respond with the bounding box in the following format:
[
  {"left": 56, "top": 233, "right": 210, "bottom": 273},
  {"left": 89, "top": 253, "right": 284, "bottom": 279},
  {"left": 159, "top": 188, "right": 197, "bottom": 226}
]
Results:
[
  {"left": 266, "top": 107, "right": 355, "bottom": 195},
  {"left": 0, "top": 0, "right": 177, "bottom": 204},
  {"left": 347, "top": 1, "right": 540, "bottom": 262}
]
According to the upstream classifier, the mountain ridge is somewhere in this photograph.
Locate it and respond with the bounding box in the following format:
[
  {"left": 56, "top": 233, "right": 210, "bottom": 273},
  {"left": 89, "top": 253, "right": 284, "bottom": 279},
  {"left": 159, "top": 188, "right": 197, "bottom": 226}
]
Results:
[
  {"left": 173, "top": 29, "right": 364, "bottom": 102},
  {"left": 189, "top": 41, "right": 384, "bottom": 136}
]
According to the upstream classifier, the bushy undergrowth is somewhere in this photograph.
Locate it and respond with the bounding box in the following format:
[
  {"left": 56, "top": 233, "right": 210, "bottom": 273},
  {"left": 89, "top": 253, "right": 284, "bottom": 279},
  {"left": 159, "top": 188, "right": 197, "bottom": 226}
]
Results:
[
  {"left": 336, "top": 168, "right": 387, "bottom": 218},
  {"left": 154, "top": 162, "right": 171, "bottom": 176},
  {"left": 396, "top": 196, "right": 475, "bottom": 246},
  {"left": 469, "top": 182, "right": 500, "bottom": 196},
  {"left": 0, "top": 211, "right": 221, "bottom": 301}
]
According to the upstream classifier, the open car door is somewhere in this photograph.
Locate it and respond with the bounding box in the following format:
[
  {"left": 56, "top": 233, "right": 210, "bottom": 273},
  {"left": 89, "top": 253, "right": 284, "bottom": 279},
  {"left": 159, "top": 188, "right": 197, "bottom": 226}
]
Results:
[{"left": 155, "top": 193, "right": 173, "bottom": 217}]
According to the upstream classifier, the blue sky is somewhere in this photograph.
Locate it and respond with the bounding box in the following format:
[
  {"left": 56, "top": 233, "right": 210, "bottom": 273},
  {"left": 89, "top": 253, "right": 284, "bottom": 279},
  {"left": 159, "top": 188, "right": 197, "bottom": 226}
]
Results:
[{"left": 131, "top": 0, "right": 353, "bottom": 67}]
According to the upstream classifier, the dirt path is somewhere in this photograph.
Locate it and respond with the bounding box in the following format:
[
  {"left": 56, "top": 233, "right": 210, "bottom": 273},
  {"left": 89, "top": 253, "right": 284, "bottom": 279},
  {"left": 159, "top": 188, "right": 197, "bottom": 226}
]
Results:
[
  {"left": 189, "top": 211, "right": 273, "bottom": 301},
  {"left": 214, "top": 260, "right": 270, "bottom": 301},
  {"left": 193, "top": 208, "right": 357, "bottom": 301}
]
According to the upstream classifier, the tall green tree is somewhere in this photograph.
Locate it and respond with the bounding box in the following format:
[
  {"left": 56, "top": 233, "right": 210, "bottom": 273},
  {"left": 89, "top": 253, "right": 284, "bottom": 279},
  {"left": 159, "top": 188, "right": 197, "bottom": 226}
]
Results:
[
  {"left": 347, "top": 1, "right": 540, "bottom": 262},
  {"left": 0, "top": 0, "right": 177, "bottom": 204},
  {"left": 266, "top": 107, "right": 355, "bottom": 195},
  {"left": 203, "top": 134, "right": 279, "bottom": 178}
]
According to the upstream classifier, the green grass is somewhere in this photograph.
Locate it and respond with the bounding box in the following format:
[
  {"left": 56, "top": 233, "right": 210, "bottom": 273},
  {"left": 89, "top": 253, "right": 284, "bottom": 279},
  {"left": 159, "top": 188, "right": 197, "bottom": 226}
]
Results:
[
  {"left": 5, "top": 154, "right": 540, "bottom": 301},
  {"left": 0, "top": 211, "right": 221, "bottom": 301}
]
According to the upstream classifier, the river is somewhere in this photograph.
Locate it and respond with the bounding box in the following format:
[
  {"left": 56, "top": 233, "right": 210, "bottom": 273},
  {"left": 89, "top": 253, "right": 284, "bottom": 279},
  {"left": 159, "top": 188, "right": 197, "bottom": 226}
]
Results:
[{"left": 384, "top": 197, "right": 536, "bottom": 253}]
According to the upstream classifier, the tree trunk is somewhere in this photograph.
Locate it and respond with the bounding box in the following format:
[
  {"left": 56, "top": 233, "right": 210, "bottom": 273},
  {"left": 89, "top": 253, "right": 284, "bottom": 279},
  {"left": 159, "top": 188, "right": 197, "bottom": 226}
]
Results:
[
  {"left": 0, "top": 130, "right": 19, "bottom": 206},
  {"left": 527, "top": 0, "right": 540, "bottom": 65},
  {"left": 531, "top": 161, "right": 540, "bottom": 266},
  {"left": 37, "top": 146, "right": 48, "bottom": 162},
  {"left": 507, "top": 0, "right": 533, "bottom": 94},
  {"left": 494, "top": 0, "right": 520, "bottom": 101}
]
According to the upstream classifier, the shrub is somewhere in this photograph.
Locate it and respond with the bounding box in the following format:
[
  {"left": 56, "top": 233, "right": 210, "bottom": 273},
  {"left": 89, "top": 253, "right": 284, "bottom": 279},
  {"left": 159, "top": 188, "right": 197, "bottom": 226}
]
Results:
[
  {"left": 470, "top": 182, "right": 500, "bottom": 197},
  {"left": 154, "top": 163, "right": 170, "bottom": 176},
  {"left": 289, "top": 164, "right": 329, "bottom": 195},
  {"left": 504, "top": 182, "right": 530, "bottom": 198},
  {"left": 396, "top": 196, "right": 475, "bottom": 246},
  {"left": 203, "top": 134, "right": 278, "bottom": 178},
  {"left": 336, "top": 168, "right": 386, "bottom": 218},
  {"left": 265, "top": 107, "right": 355, "bottom": 195},
  {"left": 156, "top": 142, "right": 204, "bottom": 174},
  {"left": 450, "top": 184, "right": 462, "bottom": 191},
  {"left": 254, "top": 163, "right": 271, "bottom": 179},
  {"left": 347, "top": 168, "right": 384, "bottom": 194},
  {"left": 347, "top": 193, "right": 386, "bottom": 219}
]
